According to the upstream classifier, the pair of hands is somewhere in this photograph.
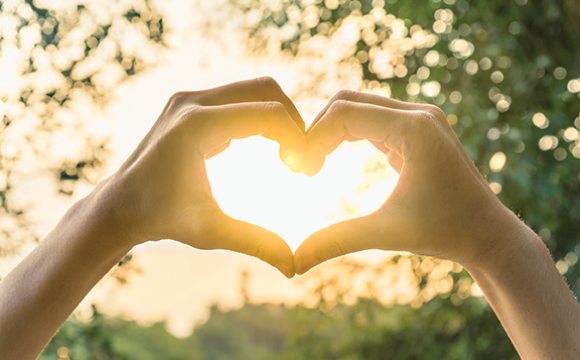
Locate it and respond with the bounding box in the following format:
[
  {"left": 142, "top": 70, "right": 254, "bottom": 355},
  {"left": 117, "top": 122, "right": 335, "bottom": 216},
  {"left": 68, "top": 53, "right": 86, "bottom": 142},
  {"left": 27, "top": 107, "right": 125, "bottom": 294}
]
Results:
[
  {"left": 100, "top": 77, "right": 514, "bottom": 278},
  {"left": 3, "top": 76, "right": 576, "bottom": 360}
]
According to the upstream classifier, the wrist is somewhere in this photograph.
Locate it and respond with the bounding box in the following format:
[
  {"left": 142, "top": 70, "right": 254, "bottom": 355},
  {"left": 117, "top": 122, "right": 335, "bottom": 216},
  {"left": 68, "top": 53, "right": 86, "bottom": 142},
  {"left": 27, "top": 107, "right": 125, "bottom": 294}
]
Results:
[
  {"left": 463, "top": 209, "right": 544, "bottom": 279},
  {"left": 460, "top": 208, "right": 580, "bottom": 360},
  {"left": 70, "top": 176, "right": 144, "bottom": 254}
]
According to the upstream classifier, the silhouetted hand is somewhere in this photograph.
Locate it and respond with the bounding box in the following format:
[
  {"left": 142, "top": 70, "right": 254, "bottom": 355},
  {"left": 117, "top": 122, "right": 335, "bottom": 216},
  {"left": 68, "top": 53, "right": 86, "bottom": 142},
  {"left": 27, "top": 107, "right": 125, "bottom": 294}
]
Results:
[
  {"left": 99, "top": 77, "right": 305, "bottom": 278},
  {"left": 295, "top": 90, "right": 517, "bottom": 274},
  {"left": 4, "top": 83, "right": 578, "bottom": 360}
]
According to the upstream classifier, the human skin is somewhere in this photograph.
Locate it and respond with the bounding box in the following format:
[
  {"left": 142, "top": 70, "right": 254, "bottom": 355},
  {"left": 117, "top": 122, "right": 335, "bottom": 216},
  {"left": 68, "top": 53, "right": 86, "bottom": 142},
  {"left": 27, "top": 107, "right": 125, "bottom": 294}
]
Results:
[
  {"left": 295, "top": 90, "right": 580, "bottom": 359},
  {"left": 0, "top": 77, "right": 305, "bottom": 359}
]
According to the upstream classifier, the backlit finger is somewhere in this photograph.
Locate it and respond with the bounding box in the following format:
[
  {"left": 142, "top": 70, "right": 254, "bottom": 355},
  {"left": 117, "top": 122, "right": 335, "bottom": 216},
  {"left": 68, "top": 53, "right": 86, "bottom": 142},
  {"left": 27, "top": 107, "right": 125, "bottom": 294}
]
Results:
[
  {"left": 198, "top": 102, "right": 306, "bottom": 172},
  {"left": 294, "top": 211, "right": 399, "bottom": 275},
  {"left": 192, "top": 77, "right": 305, "bottom": 133},
  {"left": 190, "top": 213, "right": 295, "bottom": 278},
  {"left": 309, "top": 91, "right": 481, "bottom": 181},
  {"left": 305, "top": 100, "right": 424, "bottom": 175},
  {"left": 307, "top": 90, "right": 427, "bottom": 134}
]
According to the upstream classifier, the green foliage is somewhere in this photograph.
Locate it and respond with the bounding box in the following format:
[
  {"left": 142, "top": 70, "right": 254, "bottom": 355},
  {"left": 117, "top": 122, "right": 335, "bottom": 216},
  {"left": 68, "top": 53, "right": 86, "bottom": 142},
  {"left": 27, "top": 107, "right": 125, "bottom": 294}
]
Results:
[
  {"left": 44, "top": 257, "right": 521, "bottom": 359},
  {"left": 41, "top": 306, "right": 202, "bottom": 360},
  {"left": 43, "top": 296, "right": 518, "bottom": 359},
  {"left": 40, "top": 306, "right": 127, "bottom": 360}
]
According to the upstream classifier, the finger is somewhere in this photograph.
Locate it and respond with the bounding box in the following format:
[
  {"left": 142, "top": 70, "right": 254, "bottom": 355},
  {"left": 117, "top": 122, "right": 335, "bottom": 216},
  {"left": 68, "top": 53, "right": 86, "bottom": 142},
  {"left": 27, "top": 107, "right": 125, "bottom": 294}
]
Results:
[
  {"left": 309, "top": 91, "right": 481, "bottom": 181},
  {"left": 191, "top": 77, "right": 305, "bottom": 133},
  {"left": 194, "top": 215, "right": 295, "bottom": 278},
  {"left": 294, "top": 211, "right": 403, "bottom": 275},
  {"left": 197, "top": 102, "right": 306, "bottom": 172},
  {"left": 303, "top": 135, "right": 346, "bottom": 176},
  {"left": 307, "top": 90, "right": 426, "bottom": 134},
  {"left": 304, "top": 100, "right": 423, "bottom": 176}
]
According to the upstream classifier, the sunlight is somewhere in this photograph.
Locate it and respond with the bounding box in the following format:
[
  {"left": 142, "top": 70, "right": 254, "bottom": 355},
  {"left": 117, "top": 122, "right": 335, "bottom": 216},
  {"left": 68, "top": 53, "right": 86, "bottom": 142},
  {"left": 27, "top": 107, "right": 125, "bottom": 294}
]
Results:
[{"left": 206, "top": 137, "right": 399, "bottom": 251}]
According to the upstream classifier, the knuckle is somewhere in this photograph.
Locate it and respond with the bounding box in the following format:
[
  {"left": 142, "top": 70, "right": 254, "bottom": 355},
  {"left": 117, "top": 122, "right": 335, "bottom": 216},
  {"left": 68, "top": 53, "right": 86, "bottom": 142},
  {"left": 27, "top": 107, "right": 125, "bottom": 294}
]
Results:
[
  {"left": 262, "top": 101, "right": 286, "bottom": 116},
  {"left": 395, "top": 110, "right": 436, "bottom": 145},
  {"left": 333, "top": 89, "right": 358, "bottom": 101},
  {"left": 406, "top": 110, "right": 447, "bottom": 157},
  {"left": 178, "top": 104, "right": 205, "bottom": 123},
  {"left": 413, "top": 110, "right": 438, "bottom": 129},
  {"left": 167, "top": 91, "right": 202, "bottom": 111},
  {"left": 167, "top": 91, "right": 188, "bottom": 106},
  {"left": 325, "top": 241, "right": 345, "bottom": 260},
  {"left": 171, "top": 104, "right": 207, "bottom": 136},
  {"left": 326, "top": 99, "right": 351, "bottom": 119},
  {"left": 255, "top": 76, "right": 282, "bottom": 91},
  {"left": 250, "top": 243, "right": 267, "bottom": 261},
  {"left": 421, "top": 104, "right": 447, "bottom": 123}
]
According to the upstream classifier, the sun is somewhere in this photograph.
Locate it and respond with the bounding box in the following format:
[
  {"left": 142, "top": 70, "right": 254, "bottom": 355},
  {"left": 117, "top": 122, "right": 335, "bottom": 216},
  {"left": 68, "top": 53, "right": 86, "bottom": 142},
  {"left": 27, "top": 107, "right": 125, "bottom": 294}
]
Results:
[{"left": 205, "top": 136, "right": 399, "bottom": 252}]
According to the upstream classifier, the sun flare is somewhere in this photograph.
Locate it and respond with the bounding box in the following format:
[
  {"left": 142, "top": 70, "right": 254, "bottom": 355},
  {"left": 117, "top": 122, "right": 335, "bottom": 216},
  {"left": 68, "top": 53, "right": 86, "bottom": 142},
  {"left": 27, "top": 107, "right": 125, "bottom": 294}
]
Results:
[{"left": 206, "top": 136, "right": 400, "bottom": 251}]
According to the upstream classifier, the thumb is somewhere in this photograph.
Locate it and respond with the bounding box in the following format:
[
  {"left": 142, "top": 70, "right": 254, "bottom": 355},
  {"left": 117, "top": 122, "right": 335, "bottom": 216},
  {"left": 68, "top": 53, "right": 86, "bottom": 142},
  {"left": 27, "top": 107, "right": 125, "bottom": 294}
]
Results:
[
  {"left": 294, "top": 211, "right": 400, "bottom": 275},
  {"left": 190, "top": 214, "right": 295, "bottom": 278},
  {"left": 387, "top": 150, "right": 404, "bottom": 174}
]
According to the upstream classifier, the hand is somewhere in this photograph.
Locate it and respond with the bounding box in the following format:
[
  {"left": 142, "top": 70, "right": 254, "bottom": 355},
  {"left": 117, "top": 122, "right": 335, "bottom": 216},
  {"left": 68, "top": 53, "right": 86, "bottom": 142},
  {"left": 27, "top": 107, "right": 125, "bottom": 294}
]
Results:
[
  {"left": 97, "top": 77, "right": 305, "bottom": 278},
  {"left": 295, "top": 90, "right": 520, "bottom": 274}
]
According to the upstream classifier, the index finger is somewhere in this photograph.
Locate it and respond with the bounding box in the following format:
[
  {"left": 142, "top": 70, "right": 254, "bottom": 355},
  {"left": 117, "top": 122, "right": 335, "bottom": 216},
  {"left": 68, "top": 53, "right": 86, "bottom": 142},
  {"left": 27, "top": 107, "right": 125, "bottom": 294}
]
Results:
[
  {"left": 306, "top": 90, "right": 428, "bottom": 134},
  {"left": 191, "top": 77, "right": 305, "bottom": 133},
  {"left": 196, "top": 101, "right": 306, "bottom": 172},
  {"left": 304, "top": 100, "right": 431, "bottom": 175}
]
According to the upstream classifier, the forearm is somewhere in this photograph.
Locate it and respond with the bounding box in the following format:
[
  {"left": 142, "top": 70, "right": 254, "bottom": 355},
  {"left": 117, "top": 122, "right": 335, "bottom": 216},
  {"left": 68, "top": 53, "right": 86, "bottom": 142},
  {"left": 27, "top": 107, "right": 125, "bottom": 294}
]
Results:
[
  {"left": 0, "top": 185, "right": 134, "bottom": 359},
  {"left": 467, "top": 213, "right": 580, "bottom": 360}
]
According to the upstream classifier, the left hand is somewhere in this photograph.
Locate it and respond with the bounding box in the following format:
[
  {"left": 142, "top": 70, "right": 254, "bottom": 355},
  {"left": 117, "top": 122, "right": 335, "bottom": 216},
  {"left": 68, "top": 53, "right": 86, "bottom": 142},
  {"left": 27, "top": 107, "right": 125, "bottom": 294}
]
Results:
[{"left": 93, "top": 77, "right": 306, "bottom": 278}]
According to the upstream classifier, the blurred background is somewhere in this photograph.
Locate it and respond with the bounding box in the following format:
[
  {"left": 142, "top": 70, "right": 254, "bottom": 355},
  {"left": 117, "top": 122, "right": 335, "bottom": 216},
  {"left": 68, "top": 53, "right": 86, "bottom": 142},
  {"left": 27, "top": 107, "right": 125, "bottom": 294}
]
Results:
[{"left": 1, "top": 0, "right": 580, "bottom": 358}]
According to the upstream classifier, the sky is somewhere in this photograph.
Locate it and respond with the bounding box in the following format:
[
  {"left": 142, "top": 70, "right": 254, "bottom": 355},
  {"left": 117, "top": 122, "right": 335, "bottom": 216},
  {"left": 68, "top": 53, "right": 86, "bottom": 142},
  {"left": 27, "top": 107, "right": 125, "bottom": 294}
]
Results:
[{"left": 1, "top": 0, "right": 401, "bottom": 337}]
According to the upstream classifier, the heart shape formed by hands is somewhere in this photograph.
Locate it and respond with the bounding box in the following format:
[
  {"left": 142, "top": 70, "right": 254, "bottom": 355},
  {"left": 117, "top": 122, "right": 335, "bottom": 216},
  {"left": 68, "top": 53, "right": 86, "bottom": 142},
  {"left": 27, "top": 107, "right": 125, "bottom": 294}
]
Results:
[
  {"left": 3, "top": 76, "right": 570, "bottom": 360},
  {"left": 120, "top": 76, "right": 510, "bottom": 281}
]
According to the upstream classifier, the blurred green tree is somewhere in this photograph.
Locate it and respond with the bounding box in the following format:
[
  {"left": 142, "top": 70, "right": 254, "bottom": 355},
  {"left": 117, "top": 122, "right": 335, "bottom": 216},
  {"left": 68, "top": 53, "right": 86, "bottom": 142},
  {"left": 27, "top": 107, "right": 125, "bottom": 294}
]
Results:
[
  {"left": 41, "top": 306, "right": 204, "bottom": 360},
  {"left": 40, "top": 306, "right": 129, "bottom": 360},
  {"left": 0, "top": 0, "right": 166, "bottom": 256},
  {"left": 42, "top": 260, "right": 520, "bottom": 359},
  {"left": 189, "top": 296, "right": 517, "bottom": 360}
]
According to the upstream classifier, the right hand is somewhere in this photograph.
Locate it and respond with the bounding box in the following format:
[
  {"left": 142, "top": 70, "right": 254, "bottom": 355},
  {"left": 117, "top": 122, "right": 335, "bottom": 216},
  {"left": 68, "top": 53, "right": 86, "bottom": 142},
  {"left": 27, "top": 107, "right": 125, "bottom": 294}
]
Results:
[{"left": 295, "top": 90, "right": 523, "bottom": 274}]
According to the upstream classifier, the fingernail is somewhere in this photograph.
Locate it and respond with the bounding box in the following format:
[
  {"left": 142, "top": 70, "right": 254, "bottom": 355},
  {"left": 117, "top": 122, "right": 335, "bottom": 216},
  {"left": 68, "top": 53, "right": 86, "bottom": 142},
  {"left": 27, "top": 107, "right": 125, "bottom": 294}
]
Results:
[{"left": 296, "top": 256, "right": 316, "bottom": 275}]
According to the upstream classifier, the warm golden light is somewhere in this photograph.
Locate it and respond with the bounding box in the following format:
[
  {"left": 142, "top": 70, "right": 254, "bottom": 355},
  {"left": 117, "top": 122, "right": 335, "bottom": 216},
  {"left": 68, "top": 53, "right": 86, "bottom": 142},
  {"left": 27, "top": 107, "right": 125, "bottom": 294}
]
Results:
[
  {"left": 206, "top": 137, "right": 399, "bottom": 251},
  {"left": 489, "top": 151, "right": 506, "bottom": 172},
  {"left": 284, "top": 155, "right": 295, "bottom": 166}
]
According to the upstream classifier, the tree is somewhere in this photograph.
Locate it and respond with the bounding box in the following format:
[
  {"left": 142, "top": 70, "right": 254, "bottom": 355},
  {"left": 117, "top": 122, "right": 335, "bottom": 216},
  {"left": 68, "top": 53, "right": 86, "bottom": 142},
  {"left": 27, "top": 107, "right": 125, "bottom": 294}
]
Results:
[
  {"left": 0, "top": 0, "right": 166, "bottom": 256},
  {"left": 42, "top": 260, "right": 521, "bottom": 359}
]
